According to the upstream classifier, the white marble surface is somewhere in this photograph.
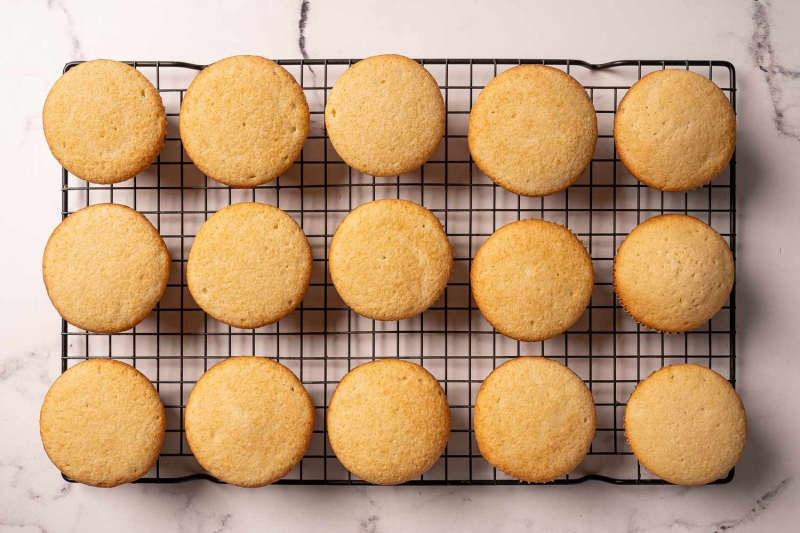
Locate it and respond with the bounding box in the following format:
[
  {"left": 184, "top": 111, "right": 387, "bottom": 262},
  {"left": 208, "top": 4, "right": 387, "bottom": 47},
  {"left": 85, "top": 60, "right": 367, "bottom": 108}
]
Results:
[{"left": 2, "top": 0, "right": 800, "bottom": 531}]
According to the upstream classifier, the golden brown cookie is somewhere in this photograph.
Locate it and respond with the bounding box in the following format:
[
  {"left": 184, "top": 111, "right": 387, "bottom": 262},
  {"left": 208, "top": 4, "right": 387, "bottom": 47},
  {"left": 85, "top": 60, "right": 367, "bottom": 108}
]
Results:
[
  {"left": 187, "top": 202, "right": 312, "bottom": 329},
  {"left": 328, "top": 199, "right": 453, "bottom": 321},
  {"left": 327, "top": 359, "right": 450, "bottom": 485},
  {"left": 614, "top": 69, "right": 736, "bottom": 191},
  {"left": 613, "top": 214, "right": 734, "bottom": 332},
  {"left": 470, "top": 219, "right": 594, "bottom": 342},
  {"left": 468, "top": 65, "right": 597, "bottom": 197},
  {"left": 625, "top": 364, "right": 746, "bottom": 485},
  {"left": 180, "top": 55, "right": 310, "bottom": 187},
  {"left": 184, "top": 356, "right": 314, "bottom": 487},
  {"left": 43, "top": 203, "right": 171, "bottom": 333},
  {"left": 324, "top": 54, "right": 445, "bottom": 177},
  {"left": 43, "top": 59, "right": 167, "bottom": 184},
  {"left": 474, "top": 357, "right": 596, "bottom": 483},
  {"left": 40, "top": 359, "right": 166, "bottom": 487}
]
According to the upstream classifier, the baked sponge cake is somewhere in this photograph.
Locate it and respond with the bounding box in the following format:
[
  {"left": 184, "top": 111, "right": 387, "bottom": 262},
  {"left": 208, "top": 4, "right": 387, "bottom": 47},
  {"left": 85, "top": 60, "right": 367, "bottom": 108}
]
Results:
[
  {"left": 474, "top": 357, "right": 596, "bottom": 482},
  {"left": 468, "top": 65, "right": 597, "bottom": 197},
  {"left": 185, "top": 356, "right": 315, "bottom": 487},
  {"left": 187, "top": 202, "right": 313, "bottom": 329},
  {"left": 614, "top": 69, "right": 736, "bottom": 192},
  {"left": 613, "top": 214, "right": 734, "bottom": 333},
  {"left": 625, "top": 364, "right": 746, "bottom": 485},
  {"left": 471, "top": 219, "right": 594, "bottom": 342},
  {"left": 329, "top": 199, "right": 453, "bottom": 321},
  {"left": 327, "top": 359, "right": 450, "bottom": 485},
  {"left": 180, "top": 55, "right": 310, "bottom": 187},
  {"left": 43, "top": 203, "right": 171, "bottom": 333},
  {"left": 43, "top": 59, "right": 167, "bottom": 184},
  {"left": 40, "top": 359, "right": 166, "bottom": 487},
  {"left": 324, "top": 54, "right": 445, "bottom": 177}
]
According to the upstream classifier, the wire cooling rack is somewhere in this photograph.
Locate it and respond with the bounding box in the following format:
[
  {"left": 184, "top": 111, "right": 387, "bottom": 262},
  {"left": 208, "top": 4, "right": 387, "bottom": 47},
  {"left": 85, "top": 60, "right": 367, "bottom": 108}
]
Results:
[{"left": 61, "top": 59, "right": 736, "bottom": 485}]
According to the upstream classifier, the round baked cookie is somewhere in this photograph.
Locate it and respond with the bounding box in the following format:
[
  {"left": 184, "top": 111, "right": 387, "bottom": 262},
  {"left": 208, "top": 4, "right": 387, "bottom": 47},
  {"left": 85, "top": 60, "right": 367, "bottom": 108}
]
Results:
[
  {"left": 43, "top": 203, "right": 171, "bottom": 333},
  {"left": 614, "top": 69, "right": 736, "bottom": 192},
  {"left": 625, "top": 364, "right": 746, "bottom": 485},
  {"left": 43, "top": 59, "right": 166, "bottom": 184},
  {"left": 468, "top": 65, "right": 597, "bottom": 197},
  {"left": 329, "top": 199, "right": 453, "bottom": 321},
  {"left": 180, "top": 55, "right": 309, "bottom": 187},
  {"left": 327, "top": 359, "right": 450, "bottom": 485},
  {"left": 324, "top": 54, "right": 445, "bottom": 177},
  {"left": 471, "top": 219, "right": 594, "bottom": 342},
  {"left": 475, "top": 357, "right": 596, "bottom": 482},
  {"left": 187, "top": 202, "right": 312, "bottom": 329},
  {"left": 185, "top": 356, "right": 314, "bottom": 487},
  {"left": 613, "top": 214, "right": 734, "bottom": 333},
  {"left": 40, "top": 359, "right": 166, "bottom": 487}
]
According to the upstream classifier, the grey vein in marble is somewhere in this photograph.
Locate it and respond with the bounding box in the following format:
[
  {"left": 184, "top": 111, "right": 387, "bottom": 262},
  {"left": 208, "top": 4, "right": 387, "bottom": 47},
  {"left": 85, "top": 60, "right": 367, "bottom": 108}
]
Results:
[
  {"left": 650, "top": 477, "right": 794, "bottom": 532},
  {"left": 19, "top": 115, "right": 36, "bottom": 148},
  {"left": 297, "top": 0, "right": 323, "bottom": 114},
  {"left": 212, "top": 513, "right": 233, "bottom": 533},
  {"left": 47, "top": 0, "right": 84, "bottom": 60},
  {"left": 0, "top": 350, "right": 53, "bottom": 401},
  {"left": 298, "top": 0, "right": 318, "bottom": 79},
  {"left": 140, "top": 487, "right": 236, "bottom": 533},
  {"left": 299, "top": 0, "right": 311, "bottom": 62},
  {"left": 52, "top": 484, "right": 72, "bottom": 500},
  {"left": 357, "top": 515, "right": 379, "bottom": 533},
  {"left": 709, "top": 477, "right": 793, "bottom": 532},
  {"left": 622, "top": 518, "right": 644, "bottom": 533},
  {"left": 0, "top": 517, "right": 47, "bottom": 533},
  {"left": 356, "top": 488, "right": 381, "bottom": 533},
  {"left": 1, "top": 457, "right": 71, "bottom": 503},
  {"left": 750, "top": 0, "right": 800, "bottom": 141}
]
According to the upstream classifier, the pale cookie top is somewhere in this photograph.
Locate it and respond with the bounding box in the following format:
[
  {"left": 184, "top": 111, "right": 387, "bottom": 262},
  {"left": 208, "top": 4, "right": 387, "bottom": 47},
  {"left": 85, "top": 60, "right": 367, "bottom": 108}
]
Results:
[
  {"left": 43, "top": 203, "right": 171, "bottom": 333},
  {"left": 39, "top": 359, "right": 166, "bottom": 487},
  {"left": 327, "top": 359, "right": 450, "bottom": 485},
  {"left": 328, "top": 199, "right": 453, "bottom": 321},
  {"left": 614, "top": 69, "right": 736, "bottom": 192},
  {"left": 184, "top": 356, "right": 315, "bottom": 487},
  {"left": 613, "top": 214, "right": 734, "bottom": 333},
  {"left": 471, "top": 219, "right": 594, "bottom": 342},
  {"left": 624, "top": 364, "right": 746, "bottom": 485},
  {"left": 468, "top": 65, "right": 597, "bottom": 197},
  {"left": 180, "top": 55, "right": 309, "bottom": 188},
  {"left": 325, "top": 54, "right": 445, "bottom": 177},
  {"left": 474, "top": 357, "right": 596, "bottom": 483},
  {"left": 187, "top": 202, "right": 312, "bottom": 329},
  {"left": 43, "top": 59, "right": 167, "bottom": 184}
]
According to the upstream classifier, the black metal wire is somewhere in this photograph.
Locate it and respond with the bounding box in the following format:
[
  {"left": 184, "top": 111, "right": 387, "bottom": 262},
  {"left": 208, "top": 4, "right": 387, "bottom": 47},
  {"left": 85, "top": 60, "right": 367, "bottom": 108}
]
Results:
[{"left": 61, "top": 59, "right": 736, "bottom": 486}]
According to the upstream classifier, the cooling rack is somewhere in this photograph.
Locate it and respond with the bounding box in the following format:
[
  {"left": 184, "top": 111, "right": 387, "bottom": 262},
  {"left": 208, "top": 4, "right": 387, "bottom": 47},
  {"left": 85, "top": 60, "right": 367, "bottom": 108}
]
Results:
[{"left": 60, "top": 58, "right": 736, "bottom": 485}]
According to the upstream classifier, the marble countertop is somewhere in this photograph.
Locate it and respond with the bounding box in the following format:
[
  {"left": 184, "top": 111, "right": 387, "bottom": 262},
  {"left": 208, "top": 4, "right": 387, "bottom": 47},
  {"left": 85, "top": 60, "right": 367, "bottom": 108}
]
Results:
[{"left": 2, "top": 0, "right": 800, "bottom": 531}]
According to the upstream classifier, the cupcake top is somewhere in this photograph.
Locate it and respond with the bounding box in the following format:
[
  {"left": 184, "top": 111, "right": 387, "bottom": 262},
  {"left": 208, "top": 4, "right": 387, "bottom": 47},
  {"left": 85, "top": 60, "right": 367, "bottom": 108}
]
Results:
[
  {"left": 327, "top": 359, "right": 450, "bottom": 485},
  {"left": 625, "top": 364, "right": 746, "bottom": 485},
  {"left": 329, "top": 199, "right": 453, "bottom": 321},
  {"left": 614, "top": 69, "right": 736, "bottom": 192},
  {"left": 185, "top": 356, "right": 315, "bottom": 487},
  {"left": 325, "top": 54, "right": 445, "bottom": 177},
  {"left": 471, "top": 219, "right": 594, "bottom": 342},
  {"left": 40, "top": 359, "right": 166, "bottom": 487},
  {"left": 613, "top": 214, "right": 734, "bottom": 332},
  {"left": 43, "top": 203, "right": 171, "bottom": 333},
  {"left": 43, "top": 59, "right": 166, "bottom": 184},
  {"left": 469, "top": 65, "right": 597, "bottom": 197},
  {"left": 475, "top": 357, "right": 596, "bottom": 482},
  {"left": 180, "top": 55, "right": 309, "bottom": 187},
  {"left": 187, "top": 202, "right": 313, "bottom": 329}
]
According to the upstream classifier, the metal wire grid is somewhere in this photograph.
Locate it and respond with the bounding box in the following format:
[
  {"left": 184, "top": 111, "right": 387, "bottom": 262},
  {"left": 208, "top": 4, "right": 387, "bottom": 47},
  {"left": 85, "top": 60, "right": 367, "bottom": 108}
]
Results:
[{"left": 61, "top": 59, "right": 736, "bottom": 485}]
